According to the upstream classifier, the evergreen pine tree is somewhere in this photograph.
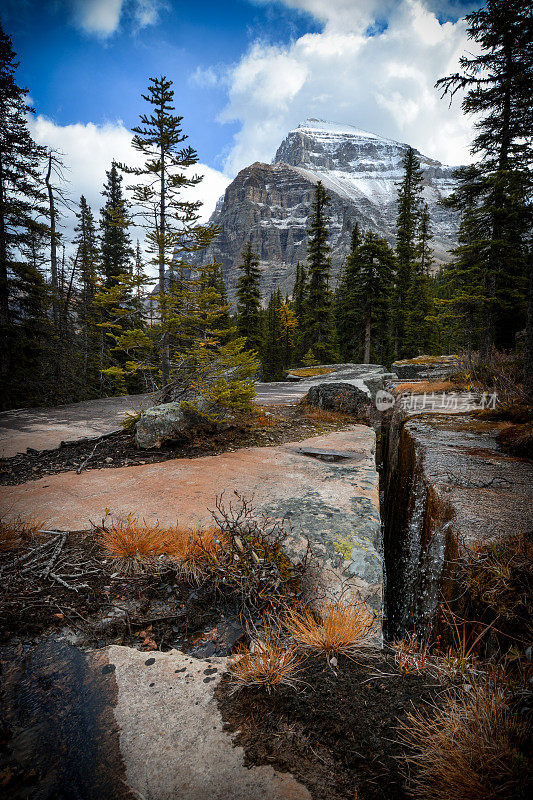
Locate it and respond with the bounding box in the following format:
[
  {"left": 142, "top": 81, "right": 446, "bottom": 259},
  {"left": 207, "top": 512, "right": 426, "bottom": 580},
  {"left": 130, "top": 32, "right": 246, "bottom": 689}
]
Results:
[
  {"left": 236, "top": 240, "right": 262, "bottom": 353},
  {"left": 263, "top": 290, "right": 284, "bottom": 380},
  {"left": 100, "top": 162, "right": 133, "bottom": 287},
  {"left": 74, "top": 196, "right": 101, "bottom": 396},
  {"left": 291, "top": 261, "right": 306, "bottom": 359},
  {"left": 436, "top": 0, "right": 532, "bottom": 361},
  {"left": 354, "top": 231, "right": 395, "bottom": 364},
  {"left": 0, "top": 22, "right": 47, "bottom": 407},
  {"left": 405, "top": 203, "right": 437, "bottom": 355},
  {"left": 394, "top": 147, "right": 424, "bottom": 359},
  {"left": 334, "top": 221, "right": 363, "bottom": 361},
  {"left": 119, "top": 76, "right": 216, "bottom": 387},
  {"left": 302, "top": 181, "right": 337, "bottom": 363}
]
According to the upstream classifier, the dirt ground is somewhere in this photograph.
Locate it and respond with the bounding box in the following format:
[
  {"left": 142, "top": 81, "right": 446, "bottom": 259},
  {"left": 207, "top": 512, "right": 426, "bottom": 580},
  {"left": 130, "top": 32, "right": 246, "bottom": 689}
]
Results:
[{"left": 216, "top": 652, "right": 445, "bottom": 800}]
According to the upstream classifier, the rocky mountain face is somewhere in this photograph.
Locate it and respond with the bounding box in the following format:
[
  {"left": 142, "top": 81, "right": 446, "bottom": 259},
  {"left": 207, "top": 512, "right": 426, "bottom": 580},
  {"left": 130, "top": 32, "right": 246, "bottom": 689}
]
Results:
[{"left": 197, "top": 119, "right": 460, "bottom": 302}]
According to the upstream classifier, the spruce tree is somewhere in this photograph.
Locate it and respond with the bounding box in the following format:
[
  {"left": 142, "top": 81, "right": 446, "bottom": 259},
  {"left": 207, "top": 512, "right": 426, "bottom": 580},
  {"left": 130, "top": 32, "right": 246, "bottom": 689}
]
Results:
[
  {"left": 263, "top": 290, "right": 284, "bottom": 380},
  {"left": 394, "top": 147, "right": 424, "bottom": 359},
  {"left": 0, "top": 22, "right": 47, "bottom": 407},
  {"left": 334, "top": 222, "right": 362, "bottom": 361},
  {"left": 355, "top": 231, "right": 395, "bottom": 364},
  {"left": 436, "top": 0, "right": 532, "bottom": 361},
  {"left": 74, "top": 196, "right": 101, "bottom": 396},
  {"left": 236, "top": 240, "right": 262, "bottom": 353},
  {"left": 405, "top": 203, "right": 437, "bottom": 355},
  {"left": 291, "top": 261, "right": 306, "bottom": 359},
  {"left": 119, "top": 76, "right": 215, "bottom": 387},
  {"left": 302, "top": 181, "right": 337, "bottom": 363},
  {"left": 100, "top": 162, "right": 133, "bottom": 287}
]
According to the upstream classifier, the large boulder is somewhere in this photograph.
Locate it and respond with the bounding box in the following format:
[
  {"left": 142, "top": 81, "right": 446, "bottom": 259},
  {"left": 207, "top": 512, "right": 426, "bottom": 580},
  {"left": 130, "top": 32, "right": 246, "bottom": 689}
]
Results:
[
  {"left": 305, "top": 381, "right": 372, "bottom": 416},
  {"left": 135, "top": 399, "right": 222, "bottom": 449}
]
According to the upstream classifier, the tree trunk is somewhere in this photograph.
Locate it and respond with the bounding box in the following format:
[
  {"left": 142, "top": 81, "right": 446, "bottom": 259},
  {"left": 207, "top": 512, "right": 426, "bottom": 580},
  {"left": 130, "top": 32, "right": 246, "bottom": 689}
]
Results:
[{"left": 159, "top": 139, "right": 170, "bottom": 390}]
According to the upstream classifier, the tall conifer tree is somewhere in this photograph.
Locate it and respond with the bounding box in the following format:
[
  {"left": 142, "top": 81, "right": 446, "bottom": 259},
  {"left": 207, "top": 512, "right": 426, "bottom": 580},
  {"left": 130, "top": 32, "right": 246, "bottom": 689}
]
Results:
[
  {"left": 100, "top": 162, "right": 133, "bottom": 287},
  {"left": 436, "top": 0, "right": 532, "bottom": 363},
  {"left": 394, "top": 147, "right": 424, "bottom": 359},
  {"left": 0, "top": 23, "right": 47, "bottom": 407},
  {"left": 236, "top": 240, "right": 262, "bottom": 353},
  {"left": 335, "top": 221, "right": 362, "bottom": 361},
  {"left": 302, "top": 181, "right": 337, "bottom": 363}
]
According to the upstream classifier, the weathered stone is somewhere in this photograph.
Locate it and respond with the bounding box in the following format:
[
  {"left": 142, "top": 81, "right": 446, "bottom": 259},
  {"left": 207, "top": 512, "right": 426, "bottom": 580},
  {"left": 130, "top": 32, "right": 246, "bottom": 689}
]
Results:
[
  {"left": 391, "top": 355, "right": 459, "bottom": 381},
  {"left": 134, "top": 399, "right": 223, "bottom": 449},
  {"left": 306, "top": 382, "right": 372, "bottom": 416},
  {"left": 109, "top": 646, "right": 312, "bottom": 800},
  {"left": 0, "top": 428, "right": 383, "bottom": 619}
]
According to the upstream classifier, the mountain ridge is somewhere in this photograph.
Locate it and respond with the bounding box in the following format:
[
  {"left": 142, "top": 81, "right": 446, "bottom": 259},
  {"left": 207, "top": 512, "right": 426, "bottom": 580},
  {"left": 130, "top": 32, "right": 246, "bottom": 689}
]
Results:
[{"left": 193, "top": 119, "right": 460, "bottom": 303}]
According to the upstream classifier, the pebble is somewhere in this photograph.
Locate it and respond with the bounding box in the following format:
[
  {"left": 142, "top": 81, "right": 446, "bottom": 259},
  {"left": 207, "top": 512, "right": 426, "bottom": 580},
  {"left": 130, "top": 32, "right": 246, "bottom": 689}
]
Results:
[{"left": 105, "top": 457, "right": 113, "bottom": 463}]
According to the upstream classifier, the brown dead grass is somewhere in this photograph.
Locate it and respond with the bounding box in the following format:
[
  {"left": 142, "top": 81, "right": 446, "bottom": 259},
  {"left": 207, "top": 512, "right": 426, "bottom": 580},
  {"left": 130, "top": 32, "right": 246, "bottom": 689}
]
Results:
[
  {"left": 227, "top": 626, "right": 304, "bottom": 693},
  {"left": 284, "top": 600, "right": 375, "bottom": 660},
  {"left": 0, "top": 517, "right": 42, "bottom": 551},
  {"left": 395, "top": 381, "right": 455, "bottom": 394},
  {"left": 298, "top": 402, "right": 350, "bottom": 424},
  {"left": 98, "top": 517, "right": 223, "bottom": 575},
  {"left": 397, "top": 680, "right": 531, "bottom": 800},
  {"left": 164, "top": 526, "right": 224, "bottom": 581},
  {"left": 289, "top": 367, "right": 336, "bottom": 378}
]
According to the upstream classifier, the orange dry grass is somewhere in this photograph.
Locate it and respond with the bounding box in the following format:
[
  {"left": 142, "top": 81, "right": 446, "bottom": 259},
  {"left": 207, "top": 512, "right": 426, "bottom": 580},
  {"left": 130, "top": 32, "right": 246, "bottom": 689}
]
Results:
[
  {"left": 395, "top": 381, "right": 455, "bottom": 394},
  {"left": 397, "top": 681, "right": 531, "bottom": 800},
  {"left": 0, "top": 517, "right": 41, "bottom": 551},
  {"left": 290, "top": 367, "right": 335, "bottom": 378},
  {"left": 299, "top": 404, "right": 348, "bottom": 424},
  {"left": 284, "top": 600, "right": 374, "bottom": 659},
  {"left": 165, "top": 526, "right": 224, "bottom": 580},
  {"left": 99, "top": 517, "right": 169, "bottom": 572},
  {"left": 228, "top": 627, "right": 303, "bottom": 693}
]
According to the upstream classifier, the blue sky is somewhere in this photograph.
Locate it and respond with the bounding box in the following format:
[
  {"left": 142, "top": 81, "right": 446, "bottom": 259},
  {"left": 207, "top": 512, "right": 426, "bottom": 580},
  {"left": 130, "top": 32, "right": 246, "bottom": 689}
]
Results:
[
  {"left": 4, "top": 0, "right": 322, "bottom": 170},
  {"left": 0, "top": 0, "right": 479, "bottom": 249}
]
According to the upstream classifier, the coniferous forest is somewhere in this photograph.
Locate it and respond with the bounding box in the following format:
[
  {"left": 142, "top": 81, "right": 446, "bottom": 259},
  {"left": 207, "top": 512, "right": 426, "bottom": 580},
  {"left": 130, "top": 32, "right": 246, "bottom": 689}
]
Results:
[{"left": 1, "top": 0, "right": 531, "bottom": 408}]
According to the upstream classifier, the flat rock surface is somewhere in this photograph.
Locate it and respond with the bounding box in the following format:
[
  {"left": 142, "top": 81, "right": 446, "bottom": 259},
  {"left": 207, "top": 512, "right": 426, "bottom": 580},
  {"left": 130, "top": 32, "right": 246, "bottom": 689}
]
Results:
[
  {"left": 1, "top": 640, "right": 311, "bottom": 800},
  {"left": 0, "top": 428, "right": 382, "bottom": 611}
]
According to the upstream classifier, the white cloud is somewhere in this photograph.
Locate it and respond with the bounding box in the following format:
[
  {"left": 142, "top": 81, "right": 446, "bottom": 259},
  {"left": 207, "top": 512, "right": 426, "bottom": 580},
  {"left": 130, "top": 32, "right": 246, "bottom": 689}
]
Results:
[
  {"left": 221, "top": 0, "right": 477, "bottom": 174},
  {"left": 28, "top": 116, "right": 230, "bottom": 276},
  {"left": 189, "top": 66, "right": 220, "bottom": 88},
  {"left": 68, "top": 0, "right": 164, "bottom": 37}
]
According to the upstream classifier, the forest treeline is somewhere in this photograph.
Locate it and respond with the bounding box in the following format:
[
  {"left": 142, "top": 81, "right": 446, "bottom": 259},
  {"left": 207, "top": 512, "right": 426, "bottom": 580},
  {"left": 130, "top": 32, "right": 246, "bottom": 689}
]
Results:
[{"left": 0, "top": 0, "right": 531, "bottom": 410}]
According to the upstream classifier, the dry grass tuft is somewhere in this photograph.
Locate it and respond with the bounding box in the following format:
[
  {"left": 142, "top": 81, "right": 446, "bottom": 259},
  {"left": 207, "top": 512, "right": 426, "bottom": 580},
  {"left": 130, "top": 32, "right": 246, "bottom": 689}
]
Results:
[
  {"left": 284, "top": 600, "right": 374, "bottom": 660},
  {"left": 0, "top": 517, "right": 41, "bottom": 551},
  {"left": 98, "top": 516, "right": 170, "bottom": 573},
  {"left": 395, "top": 381, "right": 455, "bottom": 395},
  {"left": 397, "top": 681, "right": 531, "bottom": 800},
  {"left": 165, "top": 526, "right": 224, "bottom": 581},
  {"left": 298, "top": 402, "right": 349, "bottom": 424},
  {"left": 227, "top": 626, "right": 303, "bottom": 693},
  {"left": 289, "top": 367, "right": 335, "bottom": 378}
]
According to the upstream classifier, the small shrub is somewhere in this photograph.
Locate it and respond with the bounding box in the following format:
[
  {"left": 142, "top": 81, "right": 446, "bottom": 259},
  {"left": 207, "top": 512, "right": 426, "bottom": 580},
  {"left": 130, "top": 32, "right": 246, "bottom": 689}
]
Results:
[
  {"left": 284, "top": 600, "right": 374, "bottom": 661},
  {"left": 227, "top": 626, "right": 303, "bottom": 693},
  {"left": 121, "top": 410, "right": 142, "bottom": 432},
  {"left": 397, "top": 680, "right": 531, "bottom": 800},
  {"left": 298, "top": 401, "right": 349, "bottom": 424}
]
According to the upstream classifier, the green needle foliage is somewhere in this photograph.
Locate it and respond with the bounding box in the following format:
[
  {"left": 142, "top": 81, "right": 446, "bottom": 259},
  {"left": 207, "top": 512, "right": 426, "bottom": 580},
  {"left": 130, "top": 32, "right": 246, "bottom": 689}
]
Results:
[{"left": 236, "top": 240, "right": 262, "bottom": 354}]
